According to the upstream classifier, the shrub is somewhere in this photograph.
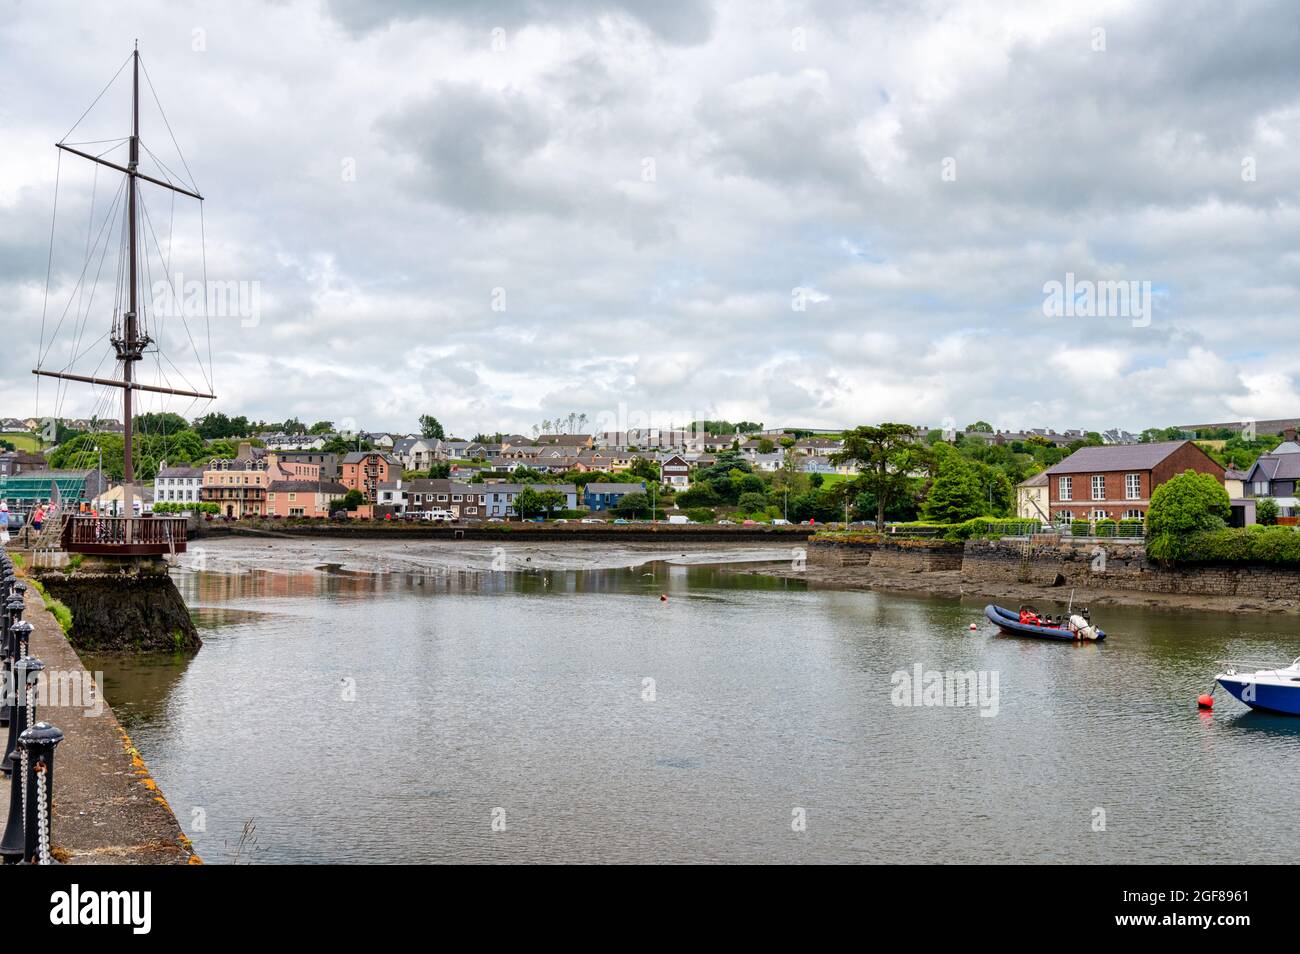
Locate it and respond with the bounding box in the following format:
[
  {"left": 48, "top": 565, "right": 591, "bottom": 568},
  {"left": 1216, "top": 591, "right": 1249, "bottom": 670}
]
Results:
[
  {"left": 1257, "top": 497, "right": 1279, "bottom": 526},
  {"left": 1071, "top": 520, "right": 1090, "bottom": 536},
  {"left": 1150, "top": 525, "right": 1300, "bottom": 563},
  {"left": 1146, "top": 470, "right": 1231, "bottom": 537},
  {"left": 1094, "top": 518, "right": 1117, "bottom": 537},
  {"left": 685, "top": 507, "right": 715, "bottom": 523},
  {"left": 942, "top": 517, "right": 1040, "bottom": 540},
  {"left": 1118, "top": 518, "right": 1144, "bottom": 537}
]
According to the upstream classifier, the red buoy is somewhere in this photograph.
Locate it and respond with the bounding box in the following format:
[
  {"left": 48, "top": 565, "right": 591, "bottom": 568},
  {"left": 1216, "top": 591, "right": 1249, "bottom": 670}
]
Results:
[
  {"left": 969, "top": 623, "right": 978, "bottom": 631},
  {"left": 1197, "top": 693, "right": 1214, "bottom": 709},
  {"left": 660, "top": 594, "right": 668, "bottom": 602}
]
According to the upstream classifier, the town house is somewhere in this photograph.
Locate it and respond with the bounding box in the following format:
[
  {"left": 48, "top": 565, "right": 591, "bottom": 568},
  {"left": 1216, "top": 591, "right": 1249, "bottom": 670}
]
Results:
[{"left": 1044, "top": 440, "right": 1225, "bottom": 525}]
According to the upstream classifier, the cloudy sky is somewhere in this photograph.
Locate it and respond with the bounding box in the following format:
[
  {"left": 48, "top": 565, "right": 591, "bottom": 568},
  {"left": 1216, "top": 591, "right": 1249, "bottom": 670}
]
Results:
[{"left": 2, "top": 0, "right": 1299, "bottom": 437}]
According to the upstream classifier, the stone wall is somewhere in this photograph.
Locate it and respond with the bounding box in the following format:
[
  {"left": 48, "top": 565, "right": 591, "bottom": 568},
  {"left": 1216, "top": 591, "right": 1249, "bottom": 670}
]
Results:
[
  {"left": 809, "top": 537, "right": 964, "bottom": 572},
  {"left": 961, "top": 538, "right": 1300, "bottom": 598}
]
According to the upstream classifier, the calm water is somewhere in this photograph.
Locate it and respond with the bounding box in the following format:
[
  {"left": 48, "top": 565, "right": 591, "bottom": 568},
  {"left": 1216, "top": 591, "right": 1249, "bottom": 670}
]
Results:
[{"left": 84, "top": 541, "right": 1300, "bottom": 864}]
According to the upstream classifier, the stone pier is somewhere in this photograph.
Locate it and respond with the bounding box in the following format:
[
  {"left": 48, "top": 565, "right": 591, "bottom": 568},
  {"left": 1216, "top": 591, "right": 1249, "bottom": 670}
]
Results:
[{"left": 6, "top": 582, "right": 198, "bottom": 863}]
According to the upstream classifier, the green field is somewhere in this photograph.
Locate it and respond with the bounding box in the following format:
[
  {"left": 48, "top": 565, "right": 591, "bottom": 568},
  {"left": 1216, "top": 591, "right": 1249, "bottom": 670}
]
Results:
[{"left": 0, "top": 433, "right": 42, "bottom": 452}]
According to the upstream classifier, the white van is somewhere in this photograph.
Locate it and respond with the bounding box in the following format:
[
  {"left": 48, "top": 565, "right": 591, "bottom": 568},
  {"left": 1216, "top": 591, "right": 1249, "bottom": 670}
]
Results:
[
  {"left": 421, "top": 509, "right": 454, "bottom": 522},
  {"left": 667, "top": 514, "right": 692, "bottom": 525}
]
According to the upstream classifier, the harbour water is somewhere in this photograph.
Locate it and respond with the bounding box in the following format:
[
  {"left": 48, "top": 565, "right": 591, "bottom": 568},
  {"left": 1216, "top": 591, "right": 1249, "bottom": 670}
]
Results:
[{"left": 84, "top": 539, "right": 1300, "bottom": 863}]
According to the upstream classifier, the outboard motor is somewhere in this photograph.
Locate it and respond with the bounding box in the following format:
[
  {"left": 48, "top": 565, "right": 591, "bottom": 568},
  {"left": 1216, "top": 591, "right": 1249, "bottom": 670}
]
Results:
[{"left": 1070, "top": 614, "right": 1099, "bottom": 640}]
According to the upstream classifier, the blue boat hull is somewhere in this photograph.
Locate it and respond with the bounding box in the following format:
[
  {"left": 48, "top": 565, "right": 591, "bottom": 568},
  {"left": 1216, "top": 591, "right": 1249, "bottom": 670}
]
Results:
[
  {"left": 983, "top": 604, "right": 1106, "bottom": 641},
  {"left": 1217, "top": 676, "right": 1300, "bottom": 715}
]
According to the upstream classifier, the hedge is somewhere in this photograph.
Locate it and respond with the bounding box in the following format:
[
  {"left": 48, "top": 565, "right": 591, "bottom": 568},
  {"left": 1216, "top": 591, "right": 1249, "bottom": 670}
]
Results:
[{"left": 1149, "top": 526, "right": 1300, "bottom": 564}]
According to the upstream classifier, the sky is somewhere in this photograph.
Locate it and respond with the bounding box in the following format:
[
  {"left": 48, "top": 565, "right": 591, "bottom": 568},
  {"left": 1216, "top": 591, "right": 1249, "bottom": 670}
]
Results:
[{"left": 2, "top": 0, "right": 1299, "bottom": 438}]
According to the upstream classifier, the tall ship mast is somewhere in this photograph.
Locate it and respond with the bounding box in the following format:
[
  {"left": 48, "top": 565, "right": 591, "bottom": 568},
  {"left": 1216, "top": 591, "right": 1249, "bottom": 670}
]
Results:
[{"left": 33, "top": 42, "right": 216, "bottom": 515}]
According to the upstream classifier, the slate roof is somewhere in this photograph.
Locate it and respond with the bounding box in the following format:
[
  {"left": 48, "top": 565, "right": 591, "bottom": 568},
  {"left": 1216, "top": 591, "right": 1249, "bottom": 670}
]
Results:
[{"left": 1044, "top": 441, "right": 1197, "bottom": 475}]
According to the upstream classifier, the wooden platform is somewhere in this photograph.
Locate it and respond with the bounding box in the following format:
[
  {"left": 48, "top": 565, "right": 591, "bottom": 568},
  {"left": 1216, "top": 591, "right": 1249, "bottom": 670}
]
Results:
[{"left": 61, "top": 516, "right": 189, "bottom": 556}]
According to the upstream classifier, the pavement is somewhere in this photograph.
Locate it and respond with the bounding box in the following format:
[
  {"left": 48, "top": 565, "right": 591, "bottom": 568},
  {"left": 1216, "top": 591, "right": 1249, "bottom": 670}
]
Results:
[{"left": 2, "top": 583, "right": 199, "bottom": 864}]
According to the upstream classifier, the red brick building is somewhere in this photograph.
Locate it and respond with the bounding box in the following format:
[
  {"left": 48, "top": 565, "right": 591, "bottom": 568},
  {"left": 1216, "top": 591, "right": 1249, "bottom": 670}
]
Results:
[{"left": 1044, "top": 440, "right": 1224, "bottom": 523}]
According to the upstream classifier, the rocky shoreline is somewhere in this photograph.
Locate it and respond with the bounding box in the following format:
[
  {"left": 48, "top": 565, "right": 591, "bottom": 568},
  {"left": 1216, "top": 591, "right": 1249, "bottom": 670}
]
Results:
[{"left": 733, "top": 560, "right": 1300, "bottom": 616}]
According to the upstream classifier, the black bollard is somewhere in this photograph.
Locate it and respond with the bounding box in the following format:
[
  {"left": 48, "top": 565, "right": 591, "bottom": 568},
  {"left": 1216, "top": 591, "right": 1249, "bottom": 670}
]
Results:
[
  {"left": 0, "top": 587, "right": 11, "bottom": 731},
  {"left": 1, "top": 642, "right": 36, "bottom": 785},
  {"left": 0, "top": 655, "right": 41, "bottom": 862},
  {"left": 0, "top": 620, "right": 30, "bottom": 778},
  {"left": 17, "top": 722, "right": 63, "bottom": 865}
]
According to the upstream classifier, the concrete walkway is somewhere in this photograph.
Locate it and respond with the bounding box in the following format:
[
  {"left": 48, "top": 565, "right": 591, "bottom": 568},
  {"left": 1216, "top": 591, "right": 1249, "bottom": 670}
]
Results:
[{"left": 3, "top": 584, "right": 198, "bottom": 864}]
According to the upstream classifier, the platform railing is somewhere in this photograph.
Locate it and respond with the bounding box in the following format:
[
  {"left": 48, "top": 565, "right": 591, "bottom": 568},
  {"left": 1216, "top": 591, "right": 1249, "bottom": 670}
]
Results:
[{"left": 60, "top": 516, "right": 189, "bottom": 556}]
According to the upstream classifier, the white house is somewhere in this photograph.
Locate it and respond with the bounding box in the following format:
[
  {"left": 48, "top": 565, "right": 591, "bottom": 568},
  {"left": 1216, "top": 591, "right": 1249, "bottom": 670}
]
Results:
[{"left": 153, "top": 464, "right": 204, "bottom": 506}]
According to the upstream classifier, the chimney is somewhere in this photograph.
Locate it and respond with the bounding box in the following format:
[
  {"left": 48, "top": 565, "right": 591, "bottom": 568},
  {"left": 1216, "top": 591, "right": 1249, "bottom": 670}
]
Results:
[
  {"left": 1286, "top": 428, "right": 1297, "bottom": 444},
  {"left": 238, "top": 441, "right": 252, "bottom": 460}
]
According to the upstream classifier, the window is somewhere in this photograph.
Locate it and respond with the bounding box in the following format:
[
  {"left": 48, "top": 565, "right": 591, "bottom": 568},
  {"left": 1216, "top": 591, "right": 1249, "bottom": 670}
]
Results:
[
  {"left": 1091, "top": 476, "right": 1105, "bottom": 500},
  {"left": 1058, "top": 476, "right": 1073, "bottom": 500},
  {"left": 1056, "top": 510, "right": 1072, "bottom": 523},
  {"left": 1254, "top": 481, "right": 1269, "bottom": 495},
  {"left": 1123, "top": 510, "right": 1143, "bottom": 520},
  {"left": 1125, "top": 474, "right": 1141, "bottom": 500},
  {"left": 1091, "top": 509, "right": 1108, "bottom": 521}
]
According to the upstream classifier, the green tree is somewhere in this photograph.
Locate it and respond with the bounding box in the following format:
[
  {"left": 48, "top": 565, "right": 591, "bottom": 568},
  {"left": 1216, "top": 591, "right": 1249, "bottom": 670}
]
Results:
[
  {"left": 1146, "top": 469, "right": 1232, "bottom": 561},
  {"left": 833, "top": 423, "right": 929, "bottom": 531},
  {"left": 737, "top": 491, "right": 769, "bottom": 515},
  {"left": 922, "top": 455, "right": 985, "bottom": 523},
  {"left": 419, "top": 415, "right": 446, "bottom": 440},
  {"left": 1257, "top": 497, "right": 1279, "bottom": 526},
  {"left": 611, "top": 492, "right": 650, "bottom": 518},
  {"left": 427, "top": 462, "right": 451, "bottom": 479},
  {"left": 340, "top": 489, "right": 365, "bottom": 511},
  {"left": 538, "top": 489, "right": 566, "bottom": 515},
  {"left": 309, "top": 420, "right": 334, "bottom": 435},
  {"left": 513, "top": 487, "right": 544, "bottom": 518}
]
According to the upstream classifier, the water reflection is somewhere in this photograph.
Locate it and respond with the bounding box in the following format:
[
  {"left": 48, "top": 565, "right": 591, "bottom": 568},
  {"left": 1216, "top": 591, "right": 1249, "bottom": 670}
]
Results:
[{"left": 87, "top": 548, "right": 1300, "bottom": 864}]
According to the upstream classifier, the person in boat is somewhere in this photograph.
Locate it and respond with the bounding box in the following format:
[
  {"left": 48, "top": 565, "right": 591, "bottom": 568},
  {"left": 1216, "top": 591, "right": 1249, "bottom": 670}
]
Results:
[{"left": 1018, "top": 606, "right": 1041, "bottom": 625}]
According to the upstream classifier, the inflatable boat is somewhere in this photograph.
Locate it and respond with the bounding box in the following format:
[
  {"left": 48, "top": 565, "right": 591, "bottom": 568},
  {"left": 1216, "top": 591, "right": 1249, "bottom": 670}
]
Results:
[{"left": 983, "top": 604, "right": 1106, "bottom": 641}]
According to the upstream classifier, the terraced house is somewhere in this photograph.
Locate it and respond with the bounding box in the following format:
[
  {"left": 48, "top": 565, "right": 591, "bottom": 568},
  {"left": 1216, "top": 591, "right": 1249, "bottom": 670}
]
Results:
[
  {"left": 1044, "top": 440, "right": 1224, "bottom": 525},
  {"left": 340, "top": 451, "right": 399, "bottom": 502}
]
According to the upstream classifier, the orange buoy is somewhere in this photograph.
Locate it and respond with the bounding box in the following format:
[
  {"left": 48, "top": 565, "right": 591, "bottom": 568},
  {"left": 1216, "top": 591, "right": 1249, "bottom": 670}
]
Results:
[
  {"left": 969, "top": 623, "right": 978, "bottom": 631},
  {"left": 1197, "top": 693, "right": 1214, "bottom": 709},
  {"left": 660, "top": 594, "right": 668, "bottom": 602}
]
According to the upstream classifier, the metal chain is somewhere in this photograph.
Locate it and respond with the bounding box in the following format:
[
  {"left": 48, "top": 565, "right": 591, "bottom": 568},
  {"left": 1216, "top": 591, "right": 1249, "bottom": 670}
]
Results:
[
  {"left": 34, "top": 761, "right": 49, "bottom": 865},
  {"left": 19, "top": 747, "right": 27, "bottom": 859}
]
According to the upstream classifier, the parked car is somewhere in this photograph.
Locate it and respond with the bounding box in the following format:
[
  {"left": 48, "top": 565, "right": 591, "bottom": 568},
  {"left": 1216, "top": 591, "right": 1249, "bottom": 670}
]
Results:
[
  {"left": 742, "top": 519, "right": 758, "bottom": 526},
  {"left": 718, "top": 519, "right": 735, "bottom": 525},
  {"left": 421, "top": 509, "right": 454, "bottom": 522},
  {"left": 667, "top": 514, "right": 692, "bottom": 525},
  {"left": 772, "top": 518, "right": 790, "bottom": 526},
  {"left": 580, "top": 518, "right": 605, "bottom": 524},
  {"left": 613, "top": 518, "right": 629, "bottom": 524},
  {"left": 487, "top": 517, "right": 504, "bottom": 523}
]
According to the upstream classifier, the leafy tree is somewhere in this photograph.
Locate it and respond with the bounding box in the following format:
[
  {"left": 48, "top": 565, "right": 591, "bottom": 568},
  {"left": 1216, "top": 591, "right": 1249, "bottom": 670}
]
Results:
[
  {"left": 737, "top": 491, "right": 769, "bottom": 515},
  {"left": 676, "top": 484, "right": 720, "bottom": 507},
  {"left": 419, "top": 415, "right": 446, "bottom": 440},
  {"left": 626, "top": 457, "right": 661, "bottom": 483},
  {"left": 611, "top": 492, "right": 650, "bottom": 518},
  {"left": 309, "top": 420, "right": 334, "bottom": 435},
  {"left": 135, "top": 412, "right": 189, "bottom": 434},
  {"left": 340, "top": 489, "right": 365, "bottom": 511},
  {"left": 427, "top": 462, "right": 451, "bottom": 479},
  {"left": 1257, "top": 497, "right": 1279, "bottom": 525},
  {"left": 965, "top": 421, "right": 993, "bottom": 433},
  {"left": 1146, "top": 470, "right": 1232, "bottom": 561},
  {"left": 513, "top": 487, "right": 544, "bottom": 518},
  {"left": 922, "top": 454, "right": 986, "bottom": 523},
  {"left": 538, "top": 489, "right": 567, "bottom": 515},
  {"left": 757, "top": 438, "right": 775, "bottom": 453},
  {"left": 833, "top": 423, "right": 929, "bottom": 531}
]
